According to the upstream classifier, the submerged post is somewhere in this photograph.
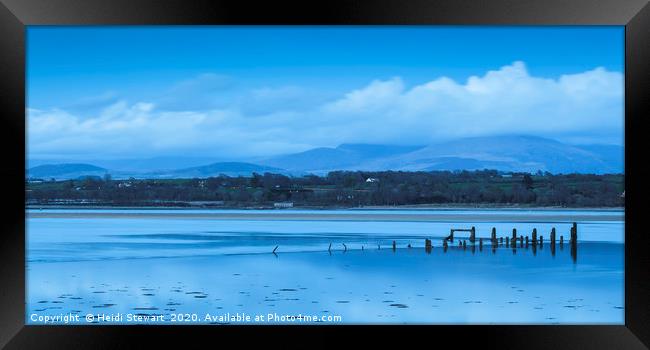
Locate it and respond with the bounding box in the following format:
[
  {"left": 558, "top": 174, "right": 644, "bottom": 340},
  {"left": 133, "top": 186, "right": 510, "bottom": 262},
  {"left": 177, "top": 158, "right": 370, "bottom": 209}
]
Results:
[
  {"left": 470, "top": 226, "right": 476, "bottom": 243},
  {"left": 532, "top": 228, "right": 538, "bottom": 244},
  {"left": 519, "top": 235, "right": 523, "bottom": 248},
  {"left": 506, "top": 236, "right": 510, "bottom": 247},
  {"left": 539, "top": 235, "right": 543, "bottom": 249},
  {"left": 491, "top": 227, "right": 497, "bottom": 243},
  {"left": 425, "top": 239, "right": 432, "bottom": 254},
  {"left": 525, "top": 236, "right": 529, "bottom": 248},
  {"left": 512, "top": 228, "right": 517, "bottom": 243},
  {"left": 479, "top": 238, "right": 483, "bottom": 251},
  {"left": 392, "top": 240, "right": 396, "bottom": 252}
]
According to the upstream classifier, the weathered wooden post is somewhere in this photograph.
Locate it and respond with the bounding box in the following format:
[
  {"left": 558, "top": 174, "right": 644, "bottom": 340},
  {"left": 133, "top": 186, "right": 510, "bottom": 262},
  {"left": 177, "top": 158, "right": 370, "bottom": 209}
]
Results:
[
  {"left": 539, "top": 235, "right": 543, "bottom": 248},
  {"left": 570, "top": 222, "right": 578, "bottom": 263},
  {"left": 491, "top": 227, "right": 497, "bottom": 244},
  {"left": 519, "top": 235, "right": 523, "bottom": 248},
  {"left": 500, "top": 237, "right": 504, "bottom": 244},
  {"left": 506, "top": 236, "right": 510, "bottom": 247},
  {"left": 479, "top": 238, "right": 483, "bottom": 251},
  {"left": 425, "top": 239, "right": 432, "bottom": 254},
  {"left": 470, "top": 226, "right": 476, "bottom": 243},
  {"left": 532, "top": 228, "right": 538, "bottom": 244},
  {"left": 392, "top": 240, "right": 396, "bottom": 252},
  {"left": 560, "top": 235, "right": 564, "bottom": 247},
  {"left": 525, "top": 236, "right": 529, "bottom": 248},
  {"left": 571, "top": 222, "right": 578, "bottom": 244},
  {"left": 512, "top": 228, "right": 517, "bottom": 243},
  {"left": 550, "top": 228, "right": 556, "bottom": 245}
]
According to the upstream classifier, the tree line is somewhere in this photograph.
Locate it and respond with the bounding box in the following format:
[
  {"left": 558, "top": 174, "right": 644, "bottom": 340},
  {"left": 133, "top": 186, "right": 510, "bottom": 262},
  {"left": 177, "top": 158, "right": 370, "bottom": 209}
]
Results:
[{"left": 26, "top": 170, "right": 624, "bottom": 208}]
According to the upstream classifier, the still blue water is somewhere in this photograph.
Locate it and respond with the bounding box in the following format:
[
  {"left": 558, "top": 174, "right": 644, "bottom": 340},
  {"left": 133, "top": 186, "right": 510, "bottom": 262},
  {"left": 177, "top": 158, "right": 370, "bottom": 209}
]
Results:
[{"left": 26, "top": 209, "right": 624, "bottom": 324}]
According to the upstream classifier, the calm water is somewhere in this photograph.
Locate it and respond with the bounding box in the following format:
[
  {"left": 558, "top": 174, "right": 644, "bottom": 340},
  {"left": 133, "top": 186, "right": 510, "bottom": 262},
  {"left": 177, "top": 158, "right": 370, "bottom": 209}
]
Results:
[{"left": 26, "top": 208, "right": 624, "bottom": 324}]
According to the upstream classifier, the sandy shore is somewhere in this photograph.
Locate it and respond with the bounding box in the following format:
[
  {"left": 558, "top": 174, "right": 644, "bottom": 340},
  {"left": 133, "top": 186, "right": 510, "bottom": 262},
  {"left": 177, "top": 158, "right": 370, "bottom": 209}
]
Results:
[{"left": 27, "top": 211, "right": 624, "bottom": 222}]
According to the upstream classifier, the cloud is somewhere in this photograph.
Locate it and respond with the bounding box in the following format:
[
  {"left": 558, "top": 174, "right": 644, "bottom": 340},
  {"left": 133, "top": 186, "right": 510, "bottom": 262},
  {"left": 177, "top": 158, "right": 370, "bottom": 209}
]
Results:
[{"left": 27, "top": 62, "right": 624, "bottom": 160}]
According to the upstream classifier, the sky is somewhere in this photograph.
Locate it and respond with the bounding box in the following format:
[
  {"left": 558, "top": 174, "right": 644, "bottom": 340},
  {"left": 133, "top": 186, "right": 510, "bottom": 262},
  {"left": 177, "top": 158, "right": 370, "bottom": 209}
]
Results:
[{"left": 27, "top": 26, "right": 624, "bottom": 161}]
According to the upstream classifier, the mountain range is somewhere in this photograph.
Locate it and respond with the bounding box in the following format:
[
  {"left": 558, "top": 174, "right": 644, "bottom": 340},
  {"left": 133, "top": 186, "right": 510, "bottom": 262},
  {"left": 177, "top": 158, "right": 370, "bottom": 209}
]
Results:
[{"left": 27, "top": 135, "right": 624, "bottom": 180}]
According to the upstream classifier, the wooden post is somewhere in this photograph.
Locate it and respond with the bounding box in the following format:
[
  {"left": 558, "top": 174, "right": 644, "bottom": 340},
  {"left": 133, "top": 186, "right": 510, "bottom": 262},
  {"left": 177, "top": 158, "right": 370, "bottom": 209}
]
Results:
[
  {"left": 525, "top": 236, "right": 529, "bottom": 248},
  {"left": 491, "top": 227, "right": 497, "bottom": 242},
  {"left": 470, "top": 226, "right": 476, "bottom": 243},
  {"left": 571, "top": 222, "right": 578, "bottom": 244},
  {"left": 519, "top": 235, "right": 523, "bottom": 248},
  {"left": 500, "top": 237, "right": 504, "bottom": 244},
  {"left": 425, "top": 239, "right": 432, "bottom": 254},
  {"left": 479, "top": 238, "right": 483, "bottom": 251},
  {"left": 532, "top": 228, "right": 537, "bottom": 244},
  {"left": 392, "top": 240, "right": 396, "bottom": 252},
  {"left": 512, "top": 228, "right": 517, "bottom": 242},
  {"left": 550, "top": 228, "right": 556, "bottom": 245},
  {"left": 539, "top": 235, "right": 543, "bottom": 248},
  {"left": 506, "top": 236, "right": 510, "bottom": 247}
]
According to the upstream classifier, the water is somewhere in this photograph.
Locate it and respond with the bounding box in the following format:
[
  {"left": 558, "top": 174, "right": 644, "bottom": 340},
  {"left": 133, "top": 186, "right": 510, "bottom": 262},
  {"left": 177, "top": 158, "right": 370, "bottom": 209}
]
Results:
[{"left": 26, "top": 208, "right": 624, "bottom": 324}]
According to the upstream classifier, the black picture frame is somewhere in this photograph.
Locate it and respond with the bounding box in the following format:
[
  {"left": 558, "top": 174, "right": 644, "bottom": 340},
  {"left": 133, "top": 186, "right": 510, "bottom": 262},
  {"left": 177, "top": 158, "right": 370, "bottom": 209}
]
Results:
[{"left": 1, "top": 0, "right": 648, "bottom": 348}]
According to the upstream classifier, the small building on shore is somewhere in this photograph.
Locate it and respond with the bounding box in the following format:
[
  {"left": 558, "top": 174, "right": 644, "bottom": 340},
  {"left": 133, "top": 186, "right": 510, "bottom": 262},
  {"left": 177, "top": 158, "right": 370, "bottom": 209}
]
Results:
[{"left": 274, "top": 202, "right": 294, "bottom": 208}]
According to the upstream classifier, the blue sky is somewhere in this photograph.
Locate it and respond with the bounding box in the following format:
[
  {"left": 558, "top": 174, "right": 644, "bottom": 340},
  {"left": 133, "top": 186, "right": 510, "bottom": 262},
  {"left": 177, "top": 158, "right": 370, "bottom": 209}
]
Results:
[{"left": 27, "top": 26, "right": 624, "bottom": 160}]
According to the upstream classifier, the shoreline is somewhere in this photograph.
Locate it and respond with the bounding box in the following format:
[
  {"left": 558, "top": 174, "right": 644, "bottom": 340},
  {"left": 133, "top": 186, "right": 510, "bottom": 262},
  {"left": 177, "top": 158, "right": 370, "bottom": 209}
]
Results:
[
  {"left": 26, "top": 204, "right": 625, "bottom": 211},
  {"left": 27, "top": 211, "right": 624, "bottom": 222}
]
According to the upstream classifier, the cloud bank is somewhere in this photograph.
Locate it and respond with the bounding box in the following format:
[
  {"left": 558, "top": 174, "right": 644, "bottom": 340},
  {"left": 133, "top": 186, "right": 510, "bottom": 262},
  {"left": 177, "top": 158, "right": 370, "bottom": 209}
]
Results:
[{"left": 28, "top": 61, "right": 623, "bottom": 160}]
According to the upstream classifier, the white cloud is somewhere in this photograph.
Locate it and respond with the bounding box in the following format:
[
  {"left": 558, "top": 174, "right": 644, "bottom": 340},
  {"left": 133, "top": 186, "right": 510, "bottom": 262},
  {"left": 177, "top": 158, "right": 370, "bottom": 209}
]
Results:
[{"left": 27, "top": 61, "right": 624, "bottom": 160}]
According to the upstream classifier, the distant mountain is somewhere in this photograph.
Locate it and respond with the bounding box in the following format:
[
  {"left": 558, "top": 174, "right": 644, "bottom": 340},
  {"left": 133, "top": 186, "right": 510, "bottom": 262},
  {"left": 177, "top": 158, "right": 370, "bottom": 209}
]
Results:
[
  {"left": 26, "top": 136, "right": 624, "bottom": 180},
  {"left": 154, "top": 162, "right": 286, "bottom": 178},
  {"left": 359, "top": 135, "right": 622, "bottom": 174},
  {"left": 258, "top": 136, "right": 623, "bottom": 175},
  {"left": 90, "top": 156, "right": 223, "bottom": 172},
  {"left": 27, "top": 163, "right": 108, "bottom": 180},
  {"left": 260, "top": 143, "right": 424, "bottom": 174}
]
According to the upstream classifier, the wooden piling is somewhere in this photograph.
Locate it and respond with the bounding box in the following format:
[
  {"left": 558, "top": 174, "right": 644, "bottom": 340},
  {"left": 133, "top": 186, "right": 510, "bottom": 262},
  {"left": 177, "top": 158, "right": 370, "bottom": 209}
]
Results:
[
  {"left": 506, "top": 236, "right": 510, "bottom": 247},
  {"left": 519, "top": 236, "right": 523, "bottom": 248},
  {"left": 479, "top": 238, "right": 483, "bottom": 251},
  {"left": 491, "top": 227, "right": 497, "bottom": 242},
  {"left": 392, "top": 240, "right": 396, "bottom": 251},
  {"left": 539, "top": 235, "right": 543, "bottom": 247},
  {"left": 532, "top": 228, "right": 537, "bottom": 244},
  {"left": 425, "top": 239, "right": 432, "bottom": 254},
  {"left": 470, "top": 226, "right": 476, "bottom": 243},
  {"left": 550, "top": 228, "right": 556, "bottom": 245},
  {"left": 512, "top": 228, "right": 517, "bottom": 242},
  {"left": 525, "top": 236, "right": 529, "bottom": 248}
]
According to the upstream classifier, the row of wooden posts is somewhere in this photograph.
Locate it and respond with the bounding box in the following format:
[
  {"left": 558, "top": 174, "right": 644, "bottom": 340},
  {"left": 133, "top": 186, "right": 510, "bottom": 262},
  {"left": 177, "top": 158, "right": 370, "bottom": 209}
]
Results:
[
  {"left": 276, "top": 222, "right": 579, "bottom": 262},
  {"left": 336, "top": 222, "right": 577, "bottom": 261}
]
